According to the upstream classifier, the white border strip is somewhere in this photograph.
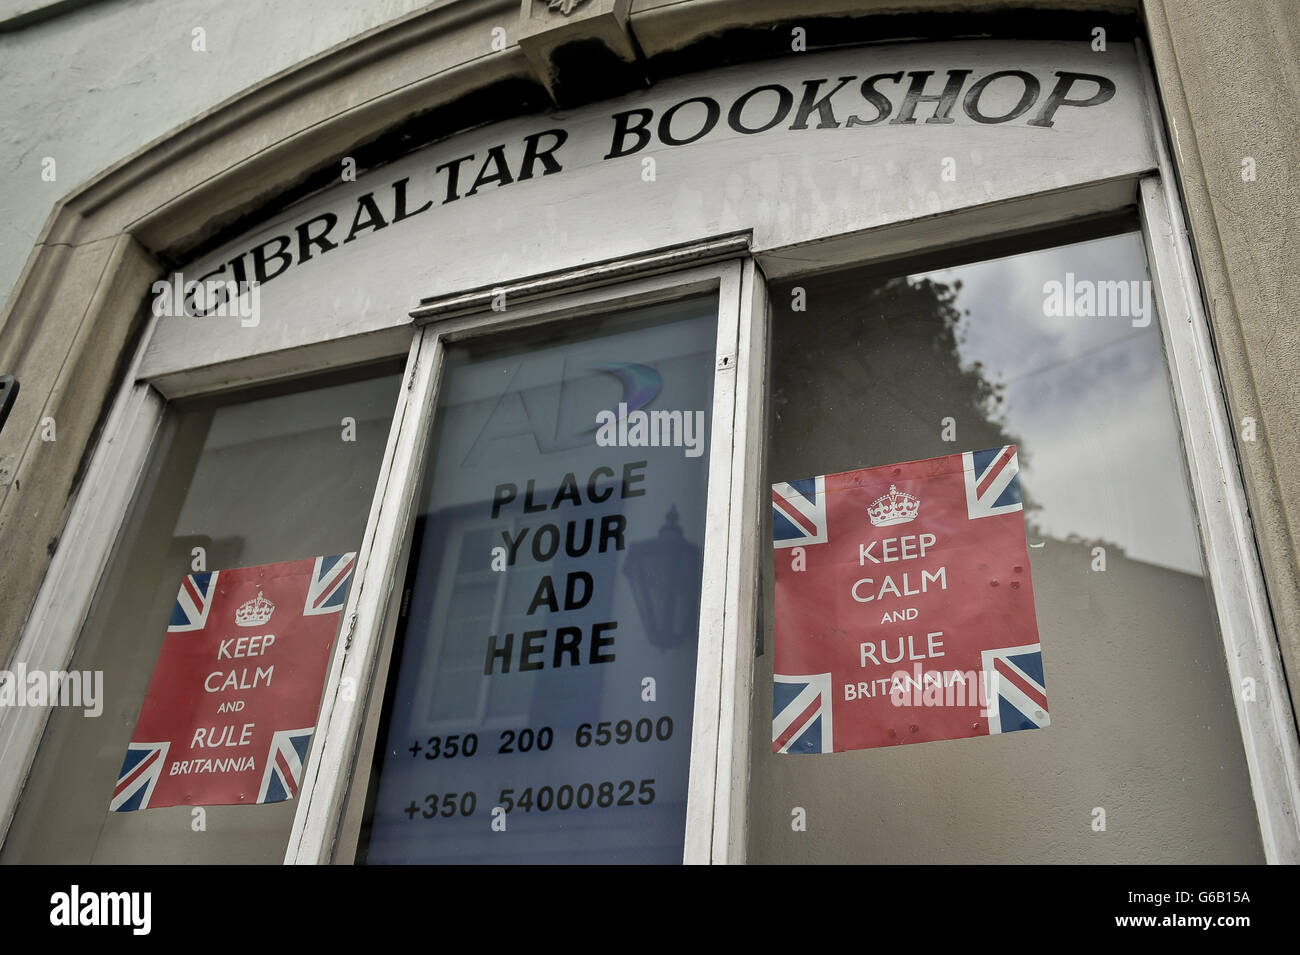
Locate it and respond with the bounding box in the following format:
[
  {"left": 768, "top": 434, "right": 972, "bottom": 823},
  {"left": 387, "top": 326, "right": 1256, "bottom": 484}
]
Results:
[
  {"left": 681, "top": 261, "right": 744, "bottom": 864},
  {"left": 1137, "top": 42, "right": 1300, "bottom": 865},
  {"left": 710, "top": 258, "right": 767, "bottom": 863},
  {"left": 286, "top": 330, "right": 440, "bottom": 863}
]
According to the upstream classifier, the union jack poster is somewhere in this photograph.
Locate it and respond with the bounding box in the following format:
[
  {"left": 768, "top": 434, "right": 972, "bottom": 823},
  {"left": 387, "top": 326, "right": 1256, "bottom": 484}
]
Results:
[
  {"left": 111, "top": 554, "right": 355, "bottom": 811},
  {"left": 772, "top": 446, "right": 1048, "bottom": 754}
]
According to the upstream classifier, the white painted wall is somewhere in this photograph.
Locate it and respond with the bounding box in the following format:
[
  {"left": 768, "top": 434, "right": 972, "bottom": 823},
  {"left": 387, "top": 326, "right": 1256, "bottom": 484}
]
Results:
[{"left": 0, "top": 0, "right": 432, "bottom": 314}]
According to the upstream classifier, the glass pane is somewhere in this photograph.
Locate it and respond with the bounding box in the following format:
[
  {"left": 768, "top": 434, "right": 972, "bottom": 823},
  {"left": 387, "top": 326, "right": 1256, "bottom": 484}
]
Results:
[
  {"left": 357, "top": 295, "right": 718, "bottom": 864},
  {"left": 1, "top": 363, "right": 403, "bottom": 864},
  {"left": 751, "top": 228, "right": 1264, "bottom": 863}
]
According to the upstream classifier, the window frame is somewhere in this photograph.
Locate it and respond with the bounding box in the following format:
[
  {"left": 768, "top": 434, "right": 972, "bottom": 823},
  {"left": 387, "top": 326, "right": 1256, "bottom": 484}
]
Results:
[
  {"left": 0, "top": 315, "right": 418, "bottom": 854},
  {"left": 286, "top": 246, "right": 769, "bottom": 865},
  {"left": 0, "top": 317, "right": 166, "bottom": 848}
]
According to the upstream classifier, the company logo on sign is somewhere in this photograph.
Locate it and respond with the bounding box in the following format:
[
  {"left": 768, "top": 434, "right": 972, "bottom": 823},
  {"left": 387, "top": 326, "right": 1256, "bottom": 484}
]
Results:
[
  {"left": 868, "top": 484, "right": 920, "bottom": 527},
  {"left": 235, "top": 591, "right": 275, "bottom": 628}
]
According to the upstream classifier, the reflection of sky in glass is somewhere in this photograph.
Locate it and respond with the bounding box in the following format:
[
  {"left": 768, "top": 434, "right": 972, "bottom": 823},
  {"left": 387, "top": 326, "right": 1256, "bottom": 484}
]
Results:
[{"left": 916, "top": 232, "right": 1204, "bottom": 576}]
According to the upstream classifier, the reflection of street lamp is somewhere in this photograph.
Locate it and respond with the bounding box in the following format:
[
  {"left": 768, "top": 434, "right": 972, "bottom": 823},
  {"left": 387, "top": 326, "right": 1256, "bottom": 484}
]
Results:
[{"left": 622, "top": 505, "right": 703, "bottom": 650}]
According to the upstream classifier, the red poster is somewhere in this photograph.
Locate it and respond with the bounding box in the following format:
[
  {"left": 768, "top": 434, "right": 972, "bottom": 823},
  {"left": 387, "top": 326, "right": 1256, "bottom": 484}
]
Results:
[
  {"left": 771, "top": 445, "right": 1048, "bottom": 754},
  {"left": 110, "top": 554, "right": 355, "bottom": 810}
]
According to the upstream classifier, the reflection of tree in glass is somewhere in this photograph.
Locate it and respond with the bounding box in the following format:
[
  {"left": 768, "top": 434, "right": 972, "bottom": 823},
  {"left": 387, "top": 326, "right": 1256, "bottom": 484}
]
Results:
[
  {"left": 771, "top": 271, "right": 1028, "bottom": 515},
  {"left": 769, "top": 266, "right": 1139, "bottom": 557}
]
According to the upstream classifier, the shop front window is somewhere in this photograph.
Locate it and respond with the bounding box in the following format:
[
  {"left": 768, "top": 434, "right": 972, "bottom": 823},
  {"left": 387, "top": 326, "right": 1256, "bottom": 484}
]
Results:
[
  {"left": 1, "top": 364, "right": 402, "bottom": 864},
  {"left": 354, "top": 296, "right": 719, "bottom": 863},
  {"left": 751, "top": 225, "right": 1263, "bottom": 863}
]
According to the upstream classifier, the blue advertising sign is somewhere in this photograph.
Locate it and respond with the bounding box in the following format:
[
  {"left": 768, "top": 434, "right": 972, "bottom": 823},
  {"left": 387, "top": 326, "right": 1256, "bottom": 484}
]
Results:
[{"left": 360, "top": 297, "right": 718, "bottom": 863}]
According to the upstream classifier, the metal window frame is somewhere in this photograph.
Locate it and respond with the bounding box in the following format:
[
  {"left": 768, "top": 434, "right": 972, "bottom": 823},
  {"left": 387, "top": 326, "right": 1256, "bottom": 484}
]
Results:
[{"left": 286, "top": 240, "right": 769, "bottom": 865}]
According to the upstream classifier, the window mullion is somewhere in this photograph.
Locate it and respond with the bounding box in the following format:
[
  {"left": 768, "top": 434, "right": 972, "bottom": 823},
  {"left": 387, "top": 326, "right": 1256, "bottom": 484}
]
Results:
[
  {"left": 682, "top": 262, "right": 745, "bottom": 863},
  {"left": 711, "top": 258, "right": 769, "bottom": 864},
  {"left": 286, "top": 327, "right": 444, "bottom": 864}
]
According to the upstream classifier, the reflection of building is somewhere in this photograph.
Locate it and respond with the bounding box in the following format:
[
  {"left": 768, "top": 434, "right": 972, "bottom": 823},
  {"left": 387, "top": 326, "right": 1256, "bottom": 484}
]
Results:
[
  {"left": 623, "top": 506, "right": 703, "bottom": 650},
  {"left": 0, "top": 2, "right": 1297, "bottom": 866}
]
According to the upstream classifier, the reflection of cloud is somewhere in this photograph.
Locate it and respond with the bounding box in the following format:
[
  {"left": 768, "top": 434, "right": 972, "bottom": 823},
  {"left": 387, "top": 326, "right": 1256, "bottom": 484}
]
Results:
[
  {"left": 914, "top": 233, "right": 1204, "bottom": 576},
  {"left": 1019, "top": 373, "right": 1203, "bottom": 575}
]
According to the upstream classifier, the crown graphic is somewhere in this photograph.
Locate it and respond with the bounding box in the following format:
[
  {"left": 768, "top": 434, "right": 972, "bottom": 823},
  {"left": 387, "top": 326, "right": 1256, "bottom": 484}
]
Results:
[
  {"left": 235, "top": 590, "right": 275, "bottom": 628},
  {"left": 868, "top": 484, "right": 920, "bottom": 527}
]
